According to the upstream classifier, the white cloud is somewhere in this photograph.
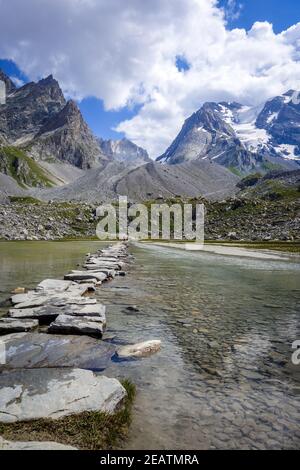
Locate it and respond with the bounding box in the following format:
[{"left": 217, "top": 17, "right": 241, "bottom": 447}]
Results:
[{"left": 0, "top": 0, "right": 299, "bottom": 157}]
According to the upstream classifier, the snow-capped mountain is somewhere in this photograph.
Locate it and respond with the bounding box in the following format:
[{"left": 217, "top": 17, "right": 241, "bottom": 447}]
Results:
[
  {"left": 157, "top": 91, "right": 300, "bottom": 174},
  {"left": 98, "top": 137, "right": 150, "bottom": 165}
]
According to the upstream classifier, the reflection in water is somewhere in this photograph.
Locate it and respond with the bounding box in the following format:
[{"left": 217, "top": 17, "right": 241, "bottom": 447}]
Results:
[{"left": 0, "top": 242, "right": 299, "bottom": 449}]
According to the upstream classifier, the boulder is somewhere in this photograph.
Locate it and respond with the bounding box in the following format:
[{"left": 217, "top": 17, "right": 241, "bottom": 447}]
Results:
[
  {"left": 48, "top": 314, "right": 105, "bottom": 337},
  {"left": 0, "top": 318, "right": 38, "bottom": 335},
  {"left": 117, "top": 340, "right": 161, "bottom": 359},
  {"left": 0, "top": 368, "right": 126, "bottom": 423},
  {"left": 0, "top": 333, "right": 116, "bottom": 371}
]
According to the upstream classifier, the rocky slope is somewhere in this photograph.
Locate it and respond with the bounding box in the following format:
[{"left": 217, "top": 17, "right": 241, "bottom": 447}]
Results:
[
  {"left": 1, "top": 170, "right": 298, "bottom": 241},
  {"left": 29, "top": 159, "right": 239, "bottom": 203},
  {"left": 158, "top": 93, "right": 300, "bottom": 175}
]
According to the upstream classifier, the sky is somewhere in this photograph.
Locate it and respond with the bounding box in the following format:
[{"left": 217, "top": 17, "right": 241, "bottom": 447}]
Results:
[{"left": 0, "top": 0, "right": 299, "bottom": 158}]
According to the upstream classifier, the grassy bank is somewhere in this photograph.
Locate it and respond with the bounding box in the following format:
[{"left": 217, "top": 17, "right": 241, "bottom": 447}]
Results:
[{"left": 0, "top": 379, "right": 135, "bottom": 450}]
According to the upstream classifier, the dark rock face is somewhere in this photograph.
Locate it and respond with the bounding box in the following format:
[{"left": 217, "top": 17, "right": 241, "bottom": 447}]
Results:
[
  {"left": 0, "top": 70, "right": 105, "bottom": 170},
  {"left": 31, "top": 100, "right": 108, "bottom": 169},
  {"left": 98, "top": 137, "right": 150, "bottom": 165},
  {"left": 0, "top": 74, "right": 66, "bottom": 141},
  {"left": 157, "top": 94, "right": 300, "bottom": 174},
  {"left": 256, "top": 90, "right": 300, "bottom": 154}
]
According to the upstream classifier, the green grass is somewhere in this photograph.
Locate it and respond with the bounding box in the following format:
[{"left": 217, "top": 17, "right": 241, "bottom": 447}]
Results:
[
  {"left": 0, "top": 379, "right": 136, "bottom": 450},
  {"left": 0, "top": 146, "right": 56, "bottom": 188},
  {"left": 228, "top": 166, "right": 243, "bottom": 177},
  {"left": 9, "top": 196, "right": 42, "bottom": 204}
]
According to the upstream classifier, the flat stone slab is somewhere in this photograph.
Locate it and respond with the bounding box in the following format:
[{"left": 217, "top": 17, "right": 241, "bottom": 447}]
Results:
[
  {"left": 0, "top": 368, "right": 126, "bottom": 423},
  {"left": 37, "top": 279, "right": 73, "bottom": 292},
  {"left": 8, "top": 303, "right": 106, "bottom": 321},
  {"left": 11, "top": 293, "right": 97, "bottom": 310},
  {"left": 0, "top": 333, "right": 116, "bottom": 371},
  {"left": 117, "top": 340, "right": 162, "bottom": 358},
  {"left": 0, "top": 437, "right": 77, "bottom": 450},
  {"left": 8, "top": 305, "right": 67, "bottom": 322},
  {"left": 0, "top": 318, "right": 39, "bottom": 335},
  {"left": 65, "top": 271, "right": 107, "bottom": 282},
  {"left": 48, "top": 314, "right": 105, "bottom": 338}
]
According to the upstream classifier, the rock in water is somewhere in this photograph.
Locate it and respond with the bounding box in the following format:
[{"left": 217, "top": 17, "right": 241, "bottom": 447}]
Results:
[
  {"left": 48, "top": 314, "right": 105, "bottom": 338},
  {"left": 0, "top": 333, "right": 116, "bottom": 371},
  {"left": 0, "top": 368, "right": 126, "bottom": 423},
  {"left": 11, "top": 287, "right": 26, "bottom": 295},
  {"left": 0, "top": 318, "right": 38, "bottom": 335},
  {"left": 37, "top": 279, "right": 73, "bottom": 292},
  {"left": 64, "top": 271, "right": 107, "bottom": 282},
  {"left": 117, "top": 340, "right": 161, "bottom": 358}
]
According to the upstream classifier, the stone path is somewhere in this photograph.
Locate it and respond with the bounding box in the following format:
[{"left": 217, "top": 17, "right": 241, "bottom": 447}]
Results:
[{"left": 0, "top": 242, "right": 130, "bottom": 444}]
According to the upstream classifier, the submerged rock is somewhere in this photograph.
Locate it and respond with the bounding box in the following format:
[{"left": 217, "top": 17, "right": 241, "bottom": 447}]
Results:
[
  {"left": 10, "top": 287, "right": 26, "bottom": 295},
  {"left": 117, "top": 340, "right": 161, "bottom": 359},
  {"left": 0, "top": 368, "right": 126, "bottom": 423},
  {"left": 0, "top": 333, "right": 116, "bottom": 370}
]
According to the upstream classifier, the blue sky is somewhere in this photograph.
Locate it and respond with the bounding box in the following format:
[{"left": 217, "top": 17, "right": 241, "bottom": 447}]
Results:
[
  {"left": 219, "top": 0, "right": 300, "bottom": 33},
  {"left": 0, "top": 0, "right": 299, "bottom": 154}
]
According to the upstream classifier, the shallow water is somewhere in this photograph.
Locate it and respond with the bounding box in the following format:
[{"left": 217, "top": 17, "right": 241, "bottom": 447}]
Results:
[{"left": 0, "top": 241, "right": 299, "bottom": 449}]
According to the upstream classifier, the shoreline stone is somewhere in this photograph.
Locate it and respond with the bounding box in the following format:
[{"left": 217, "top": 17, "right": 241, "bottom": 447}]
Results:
[{"left": 0, "top": 368, "right": 126, "bottom": 423}]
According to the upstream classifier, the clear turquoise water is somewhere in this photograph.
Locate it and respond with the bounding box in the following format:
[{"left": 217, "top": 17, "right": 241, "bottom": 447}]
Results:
[{"left": 0, "top": 241, "right": 299, "bottom": 449}]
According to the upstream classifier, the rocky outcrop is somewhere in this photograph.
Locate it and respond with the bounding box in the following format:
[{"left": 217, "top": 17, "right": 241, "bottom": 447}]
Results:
[
  {"left": 0, "top": 70, "right": 106, "bottom": 173},
  {"left": 0, "top": 368, "right": 126, "bottom": 423},
  {"left": 30, "top": 100, "right": 108, "bottom": 169}
]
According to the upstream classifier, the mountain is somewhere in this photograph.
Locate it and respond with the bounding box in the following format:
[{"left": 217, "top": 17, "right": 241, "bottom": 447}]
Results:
[
  {"left": 0, "top": 70, "right": 107, "bottom": 185},
  {"left": 157, "top": 93, "right": 300, "bottom": 175},
  {"left": 98, "top": 137, "right": 150, "bottom": 165},
  {"left": 30, "top": 159, "right": 239, "bottom": 203},
  {"left": 0, "top": 70, "right": 151, "bottom": 188}
]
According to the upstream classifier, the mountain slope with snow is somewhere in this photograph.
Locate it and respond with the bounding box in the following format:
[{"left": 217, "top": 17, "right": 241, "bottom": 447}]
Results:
[{"left": 157, "top": 91, "right": 300, "bottom": 174}]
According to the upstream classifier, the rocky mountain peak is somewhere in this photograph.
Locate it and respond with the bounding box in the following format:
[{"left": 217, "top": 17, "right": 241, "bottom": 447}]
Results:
[
  {"left": 98, "top": 136, "right": 150, "bottom": 165},
  {"left": 0, "top": 69, "right": 16, "bottom": 95}
]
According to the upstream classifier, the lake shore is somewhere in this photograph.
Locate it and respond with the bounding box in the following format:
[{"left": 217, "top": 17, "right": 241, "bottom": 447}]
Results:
[{"left": 140, "top": 241, "right": 300, "bottom": 261}]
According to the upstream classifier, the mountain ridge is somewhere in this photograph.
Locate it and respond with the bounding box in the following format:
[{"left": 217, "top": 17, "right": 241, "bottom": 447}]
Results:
[{"left": 157, "top": 92, "right": 300, "bottom": 175}]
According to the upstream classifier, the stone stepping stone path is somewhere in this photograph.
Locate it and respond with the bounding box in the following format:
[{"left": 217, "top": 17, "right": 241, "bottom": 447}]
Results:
[
  {"left": 0, "top": 318, "right": 38, "bottom": 334},
  {"left": 0, "top": 368, "right": 126, "bottom": 423},
  {"left": 0, "top": 243, "right": 130, "bottom": 433},
  {"left": 2, "top": 242, "right": 128, "bottom": 337},
  {"left": 48, "top": 314, "right": 105, "bottom": 338}
]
